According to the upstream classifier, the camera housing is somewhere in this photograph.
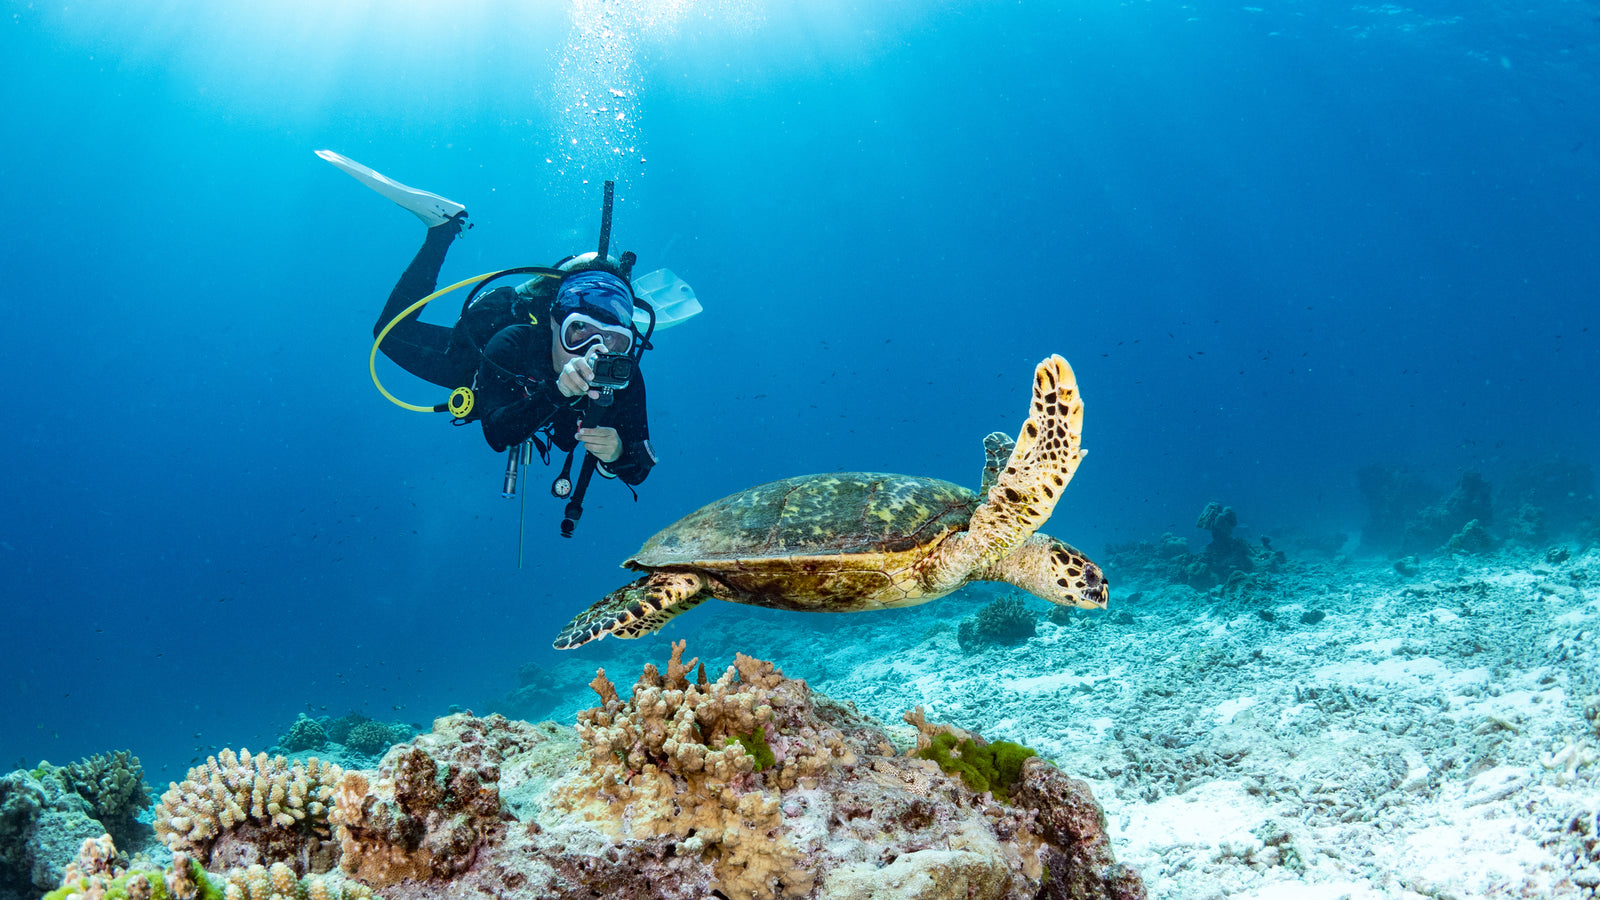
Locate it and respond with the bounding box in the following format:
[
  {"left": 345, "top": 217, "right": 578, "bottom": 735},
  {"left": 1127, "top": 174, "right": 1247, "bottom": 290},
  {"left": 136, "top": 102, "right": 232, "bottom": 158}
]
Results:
[{"left": 589, "top": 352, "right": 634, "bottom": 391}]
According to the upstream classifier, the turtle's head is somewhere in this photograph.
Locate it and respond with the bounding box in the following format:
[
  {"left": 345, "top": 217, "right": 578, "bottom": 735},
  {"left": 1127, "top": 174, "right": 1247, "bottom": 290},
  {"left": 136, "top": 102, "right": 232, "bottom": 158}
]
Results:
[{"left": 990, "top": 534, "right": 1109, "bottom": 610}]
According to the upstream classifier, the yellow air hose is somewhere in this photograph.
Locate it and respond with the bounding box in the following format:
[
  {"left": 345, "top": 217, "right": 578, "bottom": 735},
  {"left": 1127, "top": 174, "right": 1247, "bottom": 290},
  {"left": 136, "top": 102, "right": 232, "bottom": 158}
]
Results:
[{"left": 368, "top": 271, "right": 508, "bottom": 412}]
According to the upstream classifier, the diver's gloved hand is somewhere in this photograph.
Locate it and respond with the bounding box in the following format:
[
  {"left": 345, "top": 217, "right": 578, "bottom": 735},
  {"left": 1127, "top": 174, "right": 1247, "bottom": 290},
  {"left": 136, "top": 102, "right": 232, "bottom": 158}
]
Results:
[
  {"left": 556, "top": 347, "right": 603, "bottom": 401},
  {"left": 575, "top": 422, "right": 622, "bottom": 463}
]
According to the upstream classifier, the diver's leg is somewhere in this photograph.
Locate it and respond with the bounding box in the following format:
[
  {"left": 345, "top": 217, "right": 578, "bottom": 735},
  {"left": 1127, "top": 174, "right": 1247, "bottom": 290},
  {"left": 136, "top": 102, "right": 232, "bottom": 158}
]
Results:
[{"left": 372, "top": 213, "right": 469, "bottom": 387}]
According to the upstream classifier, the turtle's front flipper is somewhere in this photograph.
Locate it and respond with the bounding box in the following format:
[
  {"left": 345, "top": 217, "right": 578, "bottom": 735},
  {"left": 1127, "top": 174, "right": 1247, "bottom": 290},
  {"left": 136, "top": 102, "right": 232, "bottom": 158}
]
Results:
[
  {"left": 929, "top": 356, "right": 1085, "bottom": 591},
  {"left": 552, "top": 572, "right": 711, "bottom": 649},
  {"left": 979, "top": 432, "right": 1016, "bottom": 496}
]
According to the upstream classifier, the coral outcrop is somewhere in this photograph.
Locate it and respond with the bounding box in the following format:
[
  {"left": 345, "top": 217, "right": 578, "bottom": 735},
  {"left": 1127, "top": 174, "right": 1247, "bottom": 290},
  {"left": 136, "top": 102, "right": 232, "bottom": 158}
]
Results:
[
  {"left": 44, "top": 834, "right": 377, "bottom": 900},
  {"left": 2, "top": 752, "right": 149, "bottom": 896},
  {"left": 1404, "top": 471, "right": 1494, "bottom": 554},
  {"left": 1445, "top": 518, "right": 1498, "bottom": 556},
  {"left": 1104, "top": 503, "right": 1283, "bottom": 594},
  {"left": 276, "top": 714, "right": 416, "bottom": 760},
  {"left": 1357, "top": 464, "right": 1440, "bottom": 554},
  {"left": 153, "top": 749, "right": 343, "bottom": 874},
  {"left": 529, "top": 641, "right": 1143, "bottom": 900},
  {"left": 48, "top": 752, "right": 151, "bottom": 844},
  {"left": 328, "top": 713, "right": 537, "bottom": 886},
  {"left": 90, "top": 648, "right": 1141, "bottom": 900},
  {"left": 957, "top": 594, "right": 1040, "bottom": 653},
  {"left": 281, "top": 716, "right": 329, "bottom": 753},
  {"left": 1196, "top": 502, "right": 1255, "bottom": 578},
  {"left": 905, "top": 709, "right": 1035, "bottom": 801}
]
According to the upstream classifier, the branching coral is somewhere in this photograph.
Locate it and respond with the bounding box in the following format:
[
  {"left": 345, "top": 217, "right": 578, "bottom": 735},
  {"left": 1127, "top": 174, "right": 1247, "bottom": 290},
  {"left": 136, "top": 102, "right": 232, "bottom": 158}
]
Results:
[
  {"left": 153, "top": 749, "right": 342, "bottom": 874},
  {"left": 550, "top": 640, "right": 860, "bottom": 899},
  {"left": 54, "top": 751, "right": 150, "bottom": 828}
]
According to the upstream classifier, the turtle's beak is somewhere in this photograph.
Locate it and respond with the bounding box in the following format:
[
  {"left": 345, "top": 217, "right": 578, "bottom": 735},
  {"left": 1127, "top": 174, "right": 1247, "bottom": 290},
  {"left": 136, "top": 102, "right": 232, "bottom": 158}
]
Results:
[{"left": 1075, "top": 561, "right": 1110, "bottom": 610}]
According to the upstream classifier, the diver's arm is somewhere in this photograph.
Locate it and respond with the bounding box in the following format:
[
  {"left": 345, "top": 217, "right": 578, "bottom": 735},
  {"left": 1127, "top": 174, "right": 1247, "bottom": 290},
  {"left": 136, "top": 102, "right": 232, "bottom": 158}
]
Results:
[
  {"left": 594, "top": 370, "right": 655, "bottom": 485},
  {"left": 477, "top": 326, "right": 570, "bottom": 453}
]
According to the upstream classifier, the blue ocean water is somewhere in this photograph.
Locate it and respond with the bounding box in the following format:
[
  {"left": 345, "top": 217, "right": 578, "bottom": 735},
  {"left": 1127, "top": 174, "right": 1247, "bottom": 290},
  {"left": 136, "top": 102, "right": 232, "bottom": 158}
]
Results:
[{"left": 2, "top": 0, "right": 1595, "bottom": 785}]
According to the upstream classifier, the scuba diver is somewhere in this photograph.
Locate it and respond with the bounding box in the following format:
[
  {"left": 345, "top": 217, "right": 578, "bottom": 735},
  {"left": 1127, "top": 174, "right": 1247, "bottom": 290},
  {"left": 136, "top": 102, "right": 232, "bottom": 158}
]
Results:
[
  {"left": 379, "top": 211, "right": 655, "bottom": 480},
  {"left": 318, "top": 150, "right": 700, "bottom": 540}
]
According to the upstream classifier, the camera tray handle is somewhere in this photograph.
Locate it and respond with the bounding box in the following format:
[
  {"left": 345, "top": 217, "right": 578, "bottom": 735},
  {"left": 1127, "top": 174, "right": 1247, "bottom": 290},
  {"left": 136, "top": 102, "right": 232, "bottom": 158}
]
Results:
[{"left": 558, "top": 396, "right": 612, "bottom": 538}]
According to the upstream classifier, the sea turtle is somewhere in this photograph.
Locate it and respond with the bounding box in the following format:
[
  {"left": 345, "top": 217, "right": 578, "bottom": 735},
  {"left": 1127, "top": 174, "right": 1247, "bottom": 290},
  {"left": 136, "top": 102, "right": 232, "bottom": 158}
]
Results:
[{"left": 553, "top": 355, "right": 1108, "bottom": 649}]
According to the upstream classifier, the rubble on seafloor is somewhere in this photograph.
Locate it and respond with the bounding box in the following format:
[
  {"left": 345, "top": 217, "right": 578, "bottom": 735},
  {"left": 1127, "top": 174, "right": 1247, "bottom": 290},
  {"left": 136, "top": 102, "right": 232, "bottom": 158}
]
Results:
[{"left": 32, "top": 643, "right": 1143, "bottom": 900}]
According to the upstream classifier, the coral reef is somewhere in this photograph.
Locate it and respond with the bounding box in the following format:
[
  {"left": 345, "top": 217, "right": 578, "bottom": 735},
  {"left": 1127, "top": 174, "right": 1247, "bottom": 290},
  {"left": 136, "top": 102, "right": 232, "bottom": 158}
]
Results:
[
  {"left": 330, "top": 716, "right": 411, "bottom": 754},
  {"left": 1404, "top": 470, "right": 1494, "bottom": 554},
  {"left": 51, "top": 650, "right": 1141, "bottom": 900},
  {"left": 529, "top": 641, "right": 1143, "bottom": 900},
  {"left": 281, "top": 716, "right": 329, "bottom": 753},
  {"left": 1102, "top": 534, "right": 1193, "bottom": 586},
  {"left": 152, "top": 749, "right": 343, "bottom": 874},
  {"left": 340, "top": 724, "right": 396, "bottom": 758},
  {"left": 1506, "top": 502, "right": 1549, "bottom": 546},
  {"left": 548, "top": 642, "right": 854, "bottom": 898},
  {"left": 1362, "top": 460, "right": 1599, "bottom": 557},
  {"left": 44, "top": 834, "right": 376, "bottom": 900},
  {"left": 37, "top": 753, "right": 151, "bottom": 838},
  {"left": 494, "top": 662, "right": 570, "bottom": 722},
  {"left": 1498, "top": 457, "right": 1598, "bottom": 536},
  {"left": 1357, "top": 463, "right": 1440, "bottom": 554},
  {"left": 1195, "top": 502, "right": 1254, "bottom": 577},
  {"left": 1, "top": 753, "right": 147, "bottom": 896},
  {"left": 957, "top": 594, "right": 1039, "bottom": 653},
  {"left": 1103, "top": 503, "right": 1282, "bottom": 593},
  {"left": 1, "top": 770, "right": 47, "bottom": 894},
  {"left": 328, "top": 713, "right": 537, "bottom": 886},
  {"left": 1011, "top": 764, "right": 1146, "bottom": 900},
  {"left": 1445, "top": 518, "right": 1498, "bottom": 556}
]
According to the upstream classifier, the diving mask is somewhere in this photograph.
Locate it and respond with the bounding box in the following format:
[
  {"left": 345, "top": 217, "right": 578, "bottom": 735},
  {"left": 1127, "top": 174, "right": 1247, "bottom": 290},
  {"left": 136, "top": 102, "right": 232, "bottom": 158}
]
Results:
[
  {"left": 555, "top": 270, "right": 635, "bottom": 355},
  {"left": 560, "top": 312, "right": 634, "bottom": 355}
]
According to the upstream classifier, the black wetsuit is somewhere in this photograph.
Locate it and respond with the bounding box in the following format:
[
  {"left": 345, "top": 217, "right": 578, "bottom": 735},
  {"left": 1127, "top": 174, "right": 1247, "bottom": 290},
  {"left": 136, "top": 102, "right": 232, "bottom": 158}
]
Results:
[{"left": 374, "top": 219, "right": 656, "bottom": 485}]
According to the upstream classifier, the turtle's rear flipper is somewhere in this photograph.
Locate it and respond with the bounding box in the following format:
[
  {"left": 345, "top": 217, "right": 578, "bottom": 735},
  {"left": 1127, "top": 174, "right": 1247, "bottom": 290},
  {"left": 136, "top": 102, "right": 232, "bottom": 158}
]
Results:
[
  {"left": 553, "top": 572, "right": 711, "bottom": 649},
  {"left": 968, "top": 356, "right": 1084, "bottom": 562}
]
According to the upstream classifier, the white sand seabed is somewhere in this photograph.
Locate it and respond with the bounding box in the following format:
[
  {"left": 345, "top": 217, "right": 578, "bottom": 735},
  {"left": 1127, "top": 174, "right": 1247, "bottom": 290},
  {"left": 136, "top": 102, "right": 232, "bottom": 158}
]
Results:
[{"left": 660, "top": 547, "right": 1600, "bottom": 899}]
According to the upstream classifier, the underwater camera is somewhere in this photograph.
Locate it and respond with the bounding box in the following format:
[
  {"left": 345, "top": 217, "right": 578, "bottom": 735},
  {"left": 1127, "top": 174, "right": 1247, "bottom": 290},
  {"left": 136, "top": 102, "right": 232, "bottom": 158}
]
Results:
[{"left": 590, "top": 352, "right": 634, "bottom": 391}]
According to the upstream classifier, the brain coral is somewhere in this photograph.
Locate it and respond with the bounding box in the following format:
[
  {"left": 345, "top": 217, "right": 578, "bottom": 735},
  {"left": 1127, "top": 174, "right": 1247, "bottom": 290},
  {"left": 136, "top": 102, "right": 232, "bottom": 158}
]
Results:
[{"left": 153, "top": 748, "right": 343, "bottom": 874}]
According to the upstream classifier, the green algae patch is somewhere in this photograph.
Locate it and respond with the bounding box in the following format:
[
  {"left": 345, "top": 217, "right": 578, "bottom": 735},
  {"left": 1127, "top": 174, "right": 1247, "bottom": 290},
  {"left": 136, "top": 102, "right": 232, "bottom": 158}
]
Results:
[{"left": 915, "top": 732, "right": 1036, "bottom": 802}]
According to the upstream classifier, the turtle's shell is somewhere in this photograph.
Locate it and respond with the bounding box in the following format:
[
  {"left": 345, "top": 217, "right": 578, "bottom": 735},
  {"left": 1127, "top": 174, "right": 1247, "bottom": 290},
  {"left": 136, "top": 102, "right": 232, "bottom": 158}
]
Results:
[{"left": 632, "top": 472, "right": 978, "bottom": 568}]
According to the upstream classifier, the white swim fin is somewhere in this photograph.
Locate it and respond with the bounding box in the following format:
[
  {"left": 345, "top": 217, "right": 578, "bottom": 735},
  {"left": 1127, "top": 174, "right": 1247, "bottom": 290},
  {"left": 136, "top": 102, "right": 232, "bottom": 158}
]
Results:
[
  {"left": 315, "top": 149, "right": 466, "bottom": 227},
  {"left": 631, "top": 268, "right": 703, "bottom": 331}
]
